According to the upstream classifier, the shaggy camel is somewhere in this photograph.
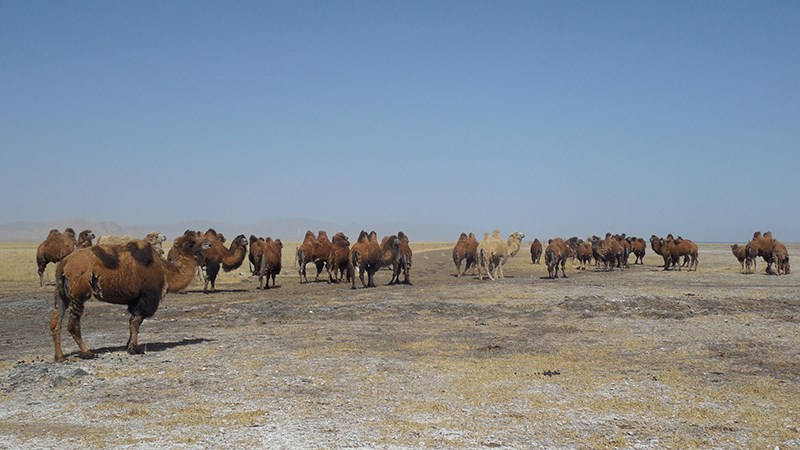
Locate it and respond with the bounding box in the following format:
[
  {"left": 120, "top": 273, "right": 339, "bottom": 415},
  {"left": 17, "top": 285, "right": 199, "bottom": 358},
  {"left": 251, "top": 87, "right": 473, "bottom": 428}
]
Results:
[
  {"left": 530, "top": 238, "right": 543, "bottom": 265},
  {"left": 247, "top": 235, "right": 261, "bottom": 274},
  {"left": 544, "top": 238, "right": 571, "bottom": 279},
  {"left": 477, "top": 230, "right": 525, "bottom": 281},
  {"left": 452, "top": 232, "right": 479, "bottom": 277},
  {"left": 592, "top": 235, "right": 616, "bottom": 271},
  {"left": 380, "top": 234, "right": 403, "bottom": 285},
  {"left": 311, "top": 231, "right": 333, "bottom": 282},
  {"left": 746, "top": 231, "right": 779, "bottom": 275},
  {"left": 201, "top": 234, "right": 249, "bottom": 292},
  {"left": 296, "top": 230, "right": 318, "bottom": 283},
  {"left": 655, "top": 235, "right": 698, "bottom": 271},
  {"left": 97, "top": 232, "right": 167, "bottom": 257},
  {"left": 36, "top": 228, "right": 95, "bottom": 287},
  {"left": 574, "top": 239, "right": 593, "bottom": 271},
  {"left": 775, "top": 241, "right": 790, "bottom": 275},
  {"left": 629, "top": 237, "right": 646, "bottom": 265},
  {"left": 731, "top": 244, "right": 748, "bottom": 273},
  {"left": 350, "top": 231, "right": 384, "bottom": 289},
  {"left": 51, "top": 231, "right": 211, "bottom": 362},
  {"left": 326, "top": 232, "right": 352, "bottom": 283},
  {"left": 389, "top": 231, "right": 413, "bottom": 285},
  {"left": 254, "top": 237, "right": 282, "bottom": 289}
]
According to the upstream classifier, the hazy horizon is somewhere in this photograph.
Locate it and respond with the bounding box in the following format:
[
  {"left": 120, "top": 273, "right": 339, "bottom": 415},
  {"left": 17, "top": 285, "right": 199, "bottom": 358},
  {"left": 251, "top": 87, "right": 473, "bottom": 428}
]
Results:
[{"left": 2, "top": 2, "right": 798, "bottom": 242}]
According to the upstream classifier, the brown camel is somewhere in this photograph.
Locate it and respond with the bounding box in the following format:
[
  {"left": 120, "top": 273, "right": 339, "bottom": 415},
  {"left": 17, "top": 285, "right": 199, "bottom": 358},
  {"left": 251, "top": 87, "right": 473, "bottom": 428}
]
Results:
[
  {"left": 453, "top": 232, "right": 479, "bottom": 277},
  {"left": 605, "top": 233, "right": 626, "bottom": 270},
  {"left": 36, "top": 228, "right": 95, "bottom": 286},
  {"left": 575, "top": 239, "right": 593, "bottom": 271},
  {"left": 745, "top": 231, "right": 779, "bottom": 275},
  {"left": 775, "top": 241, "right": 790, "bottom": 275},
  {"left": 530, "top": 238, "right": 543, "bottom": 265},
  {"left": 326, "top": 232, "right": 352, "bottom": 283},
  {"left": 350, "top": 230, "right": 384, "bottom": 289},
  {"left": 544, "top": 238, "right": 569, "bottom": 279},
  {"left": 389, "top": 231, "right": 413, "bottom": 285},
  {"left": 629, "top": 237, "right": 646, "bottom": 265},
  {"left": 296, "top": 230, "right": 318, "bottom": 283},
  {"left": 731, "top": 244, "right": 748, "bottom": 273},
  {"left": 658, "top": 235, "right": 698, "bottom": 271},
  {"left": 51, "top": 231, "right": 211, "bottom": 362},
  {"left": 592, "top": 235, "right": 616, "bottom": 271},
  {"left": 310, "top": 231, "right": 333, "bottom": 282},
  {"left": 254, "top": 237, "right": 282, "bottom": 289},
  {"left": 201, "top": 234, "right": 249, "bottom": 292}
]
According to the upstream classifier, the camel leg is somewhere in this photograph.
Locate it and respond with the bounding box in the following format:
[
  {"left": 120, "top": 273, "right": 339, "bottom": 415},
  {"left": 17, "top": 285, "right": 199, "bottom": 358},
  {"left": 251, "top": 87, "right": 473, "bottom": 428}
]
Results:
[
  {"left": 403, "top": 261, "right": 412, "bottom": 285},
  {"left": 205, "top": 262, "right": 220, "bottom": 293},
  {"left": 50, "top": 297, "right": 68, "bottom": 362},
  {"left": 39, "top": 263, "right": 46, "bottom": 287},
  {"left": 126, "top": 313, "right": 146, "bottom": 354},
  {"left": 314, "top": 261, "right": 324, "bottom": 282},
  {"left": 67, "top": 301, "right": 93, "bottom": 359}
]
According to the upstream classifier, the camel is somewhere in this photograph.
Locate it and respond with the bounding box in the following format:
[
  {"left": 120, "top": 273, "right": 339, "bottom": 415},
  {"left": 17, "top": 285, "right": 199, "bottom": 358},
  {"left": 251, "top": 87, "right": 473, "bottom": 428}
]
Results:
[
  {"left": 200, "top": 234, "right": 249, "bottom": 292},
  {"left": 380, "top": 234, "right": 403, "bottom": 283},
  {"left": 50, "top": 231, "right": 211, "bottom": 362},
  {"left": 389, "top": 231, "right": 413, "bottom": 285},
  {"left": 775, "top": 241, "right": 790, "bottom": 275},
  {"left": 452, "top": 232, "right": 479, "bottom": 277},
  {"left": 350, "top": 230, "right": 384, "bottom": 289},
  {"left": 615, "top": 234, "right": 631, "bottom": 268},
  {"left": 326, "top": 232, "right": 352, "bottom": 283},
  {"left": 530, "top": 238, "right": 543, "bottom": 265},
  {"left": 311, "top": 231, "right": 333, "bottom": 282},
  {"left": 476, "top": 230, "right": 525, "bottom": 281},
  {"left": 746, "top": 231, "right": 778, "bottom": 275},
  {"left": 544, "top": 238, "right": 570, "bottom": 279},
  {"left": 255, "top": 237, "right": 282, "bottom": 289},
  {"left": 296, "top": 230, "right": 318, "bottom": 283},
  {"left": 731, "top": 244, "right": 748, "bottom": 273},
  {"left": 97, "top": 232, "right": 166, "bottom": 257},
  {"left": 592, "top": 235, "right": 616, "bottom": 271},
  {"left": 629, "top": 237, "right": 646, "bottom": 265},
  {"left": 604, "top": 233, "right": 626, "bottom": 270},
  {"left": 575, "top": 239, "right": 593, "bottom": 271},
  {"left": 655, "top": 235, "right": 698, "bottom": 271},
  {"left": 36, "top": 228, "right": 95, "bottom": 286}
]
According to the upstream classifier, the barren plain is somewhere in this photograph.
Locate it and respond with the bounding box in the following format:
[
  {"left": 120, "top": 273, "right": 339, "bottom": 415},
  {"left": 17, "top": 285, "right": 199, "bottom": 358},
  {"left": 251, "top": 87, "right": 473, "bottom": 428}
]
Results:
[{"left": 0, "top": 241, "right": 798, "bottom": 449}]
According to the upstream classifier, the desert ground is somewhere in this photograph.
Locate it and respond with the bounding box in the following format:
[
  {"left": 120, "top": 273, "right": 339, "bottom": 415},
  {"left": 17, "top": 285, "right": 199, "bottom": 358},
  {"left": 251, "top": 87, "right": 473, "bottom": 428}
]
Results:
[{"left": 0, "top": 240, "right": 798, "bottom": 449}]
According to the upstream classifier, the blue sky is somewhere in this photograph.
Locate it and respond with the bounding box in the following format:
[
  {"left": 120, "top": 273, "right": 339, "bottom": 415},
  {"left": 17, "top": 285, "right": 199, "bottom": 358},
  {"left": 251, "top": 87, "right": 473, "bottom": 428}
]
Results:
[{"left": 1, "top": 1, "right": 798, "bottom": 241}]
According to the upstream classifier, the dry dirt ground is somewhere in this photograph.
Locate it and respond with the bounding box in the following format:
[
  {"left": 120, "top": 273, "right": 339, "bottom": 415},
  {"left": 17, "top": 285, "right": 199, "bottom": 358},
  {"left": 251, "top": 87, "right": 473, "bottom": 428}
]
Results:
[{"left": 1, "top": 242, "right": 799, "bottom": 449}]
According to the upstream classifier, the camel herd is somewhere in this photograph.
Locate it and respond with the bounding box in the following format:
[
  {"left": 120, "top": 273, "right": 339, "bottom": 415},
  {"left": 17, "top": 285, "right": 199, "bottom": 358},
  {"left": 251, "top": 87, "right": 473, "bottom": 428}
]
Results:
[{"left": 35, "top": 226, "right": 791, "bottom": 362}]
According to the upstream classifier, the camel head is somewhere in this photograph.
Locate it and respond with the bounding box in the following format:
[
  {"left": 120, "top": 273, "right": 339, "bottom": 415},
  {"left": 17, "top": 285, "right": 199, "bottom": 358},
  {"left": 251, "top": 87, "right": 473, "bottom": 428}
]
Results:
[
  {"left": 146, "top": 232, "right": 167, "bottom": 244},
  {"left": 381, "top": 235, "right": 400, "bottom": 252},
  {"left": 78, "top": 230, "right": 95, "bottom": 246},
  {"left": 232, "top": 234, "right": 249, "bottom": 248}
]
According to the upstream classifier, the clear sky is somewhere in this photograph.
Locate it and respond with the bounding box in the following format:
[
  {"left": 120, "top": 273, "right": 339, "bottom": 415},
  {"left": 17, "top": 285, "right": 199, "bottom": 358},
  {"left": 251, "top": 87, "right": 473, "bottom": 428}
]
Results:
[{"left": 1, "top": 1, "right": 798, "bottom": 241}]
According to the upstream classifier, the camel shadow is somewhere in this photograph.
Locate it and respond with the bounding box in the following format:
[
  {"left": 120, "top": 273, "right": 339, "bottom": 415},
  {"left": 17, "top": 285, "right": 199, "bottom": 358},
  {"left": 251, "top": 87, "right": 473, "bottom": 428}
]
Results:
[{"left": 66, "top": 337, "right": 215, "bottom": 358}]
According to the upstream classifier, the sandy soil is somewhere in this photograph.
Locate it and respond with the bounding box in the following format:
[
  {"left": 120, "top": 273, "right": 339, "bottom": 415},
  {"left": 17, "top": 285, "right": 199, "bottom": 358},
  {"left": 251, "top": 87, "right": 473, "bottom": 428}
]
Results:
[{"left": 1, "top": 242, "right": 798, "bottom": 449}]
